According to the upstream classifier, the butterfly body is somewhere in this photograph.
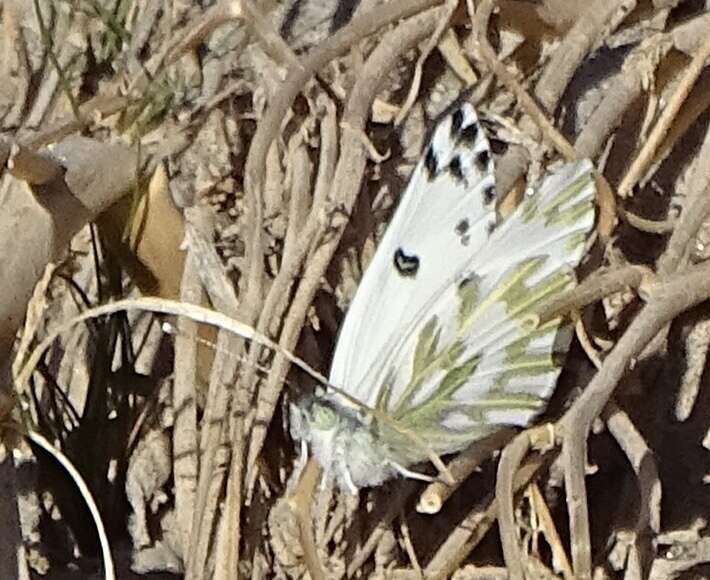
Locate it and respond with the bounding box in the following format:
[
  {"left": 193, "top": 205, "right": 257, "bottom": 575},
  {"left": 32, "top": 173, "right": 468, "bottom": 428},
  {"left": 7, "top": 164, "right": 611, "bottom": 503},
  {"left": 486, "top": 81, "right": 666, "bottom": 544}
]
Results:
[{"left": 291, "top": 102, "right": 596, "bottom": 492}]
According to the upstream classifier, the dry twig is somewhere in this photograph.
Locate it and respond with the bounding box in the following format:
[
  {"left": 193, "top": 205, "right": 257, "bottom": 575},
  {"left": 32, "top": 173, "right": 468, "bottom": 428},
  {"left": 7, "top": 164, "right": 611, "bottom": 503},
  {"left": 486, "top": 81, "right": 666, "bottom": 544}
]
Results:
[
  {"left": 617, "top": 34, "right": 710, "bottom": 198},
  {"left": 497, "top": 425, "right": 555, "bottom": 580},
  {"left": 604, "top": 403, "right": 661, "bottom": 580},
  {"left": 559, "top": 260, "right": 710, "bottom": 579}
]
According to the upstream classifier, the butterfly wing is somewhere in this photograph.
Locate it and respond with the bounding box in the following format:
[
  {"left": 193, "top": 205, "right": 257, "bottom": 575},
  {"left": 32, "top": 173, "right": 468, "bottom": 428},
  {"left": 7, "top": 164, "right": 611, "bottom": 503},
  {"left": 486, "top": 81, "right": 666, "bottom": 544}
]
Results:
[
  {"left": 374, "top": 160, "right": 596, "bottom": 459},
  {"left": 329, "top": 103, "right": 499, "bottom": 405}
]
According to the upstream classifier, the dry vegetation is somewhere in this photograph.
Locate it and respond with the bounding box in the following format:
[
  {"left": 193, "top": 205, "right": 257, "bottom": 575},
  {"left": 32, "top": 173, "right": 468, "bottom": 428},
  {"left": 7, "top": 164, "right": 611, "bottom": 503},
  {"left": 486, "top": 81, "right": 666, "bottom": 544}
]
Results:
[{"left": 2, "top": 0, "right": 710, "bottom": 578}]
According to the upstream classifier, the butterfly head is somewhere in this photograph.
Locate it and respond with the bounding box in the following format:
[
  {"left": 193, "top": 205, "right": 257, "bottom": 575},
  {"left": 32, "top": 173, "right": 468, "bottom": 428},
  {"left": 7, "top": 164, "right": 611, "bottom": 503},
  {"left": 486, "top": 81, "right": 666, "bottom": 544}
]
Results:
[{"left": 290, "top": 393, "right": 398, "bottom": 492}]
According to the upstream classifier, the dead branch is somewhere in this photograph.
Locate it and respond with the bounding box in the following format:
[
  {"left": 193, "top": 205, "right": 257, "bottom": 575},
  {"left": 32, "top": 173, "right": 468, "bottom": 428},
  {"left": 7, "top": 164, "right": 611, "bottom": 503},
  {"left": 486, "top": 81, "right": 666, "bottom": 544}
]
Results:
[
  {"left": 347, "top": 481, "right": 419, "bottom": 576},
  {"left": 289, "top": 459, "right": 326, "bottom": 580},
  {"left": 536, "top": 265, "right": 650, "bottom": 324},
  {"left": 559, "top": 259, "right": 710, "bottom": 579},
  {"left": 658, "top": 113, "right": 710, "bottom": 275},
  {"left": 622, "top": 209, "right": 676, "bottom": 235},
  {"left": 173, "top": 216, "right": 203, "bottom": 558},
  {"left": 425, "top": 457, "right": 549, "bottom": 578},
  {"left": 536, "top": 0, "right": 637, "bottom": 113},
  {"left": 497, "top": 429, "right": 543, "bottom": 580},
  {"left": 576, "top": 13, "right": 710, "bottom": 160}
]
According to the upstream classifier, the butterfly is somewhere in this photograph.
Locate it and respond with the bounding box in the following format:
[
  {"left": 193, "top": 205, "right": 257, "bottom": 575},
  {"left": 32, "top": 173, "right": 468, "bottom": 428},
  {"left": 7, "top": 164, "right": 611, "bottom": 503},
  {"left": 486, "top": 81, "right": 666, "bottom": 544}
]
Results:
[{"left": 290, "top": 101, "right": 597, "bottom": 493}]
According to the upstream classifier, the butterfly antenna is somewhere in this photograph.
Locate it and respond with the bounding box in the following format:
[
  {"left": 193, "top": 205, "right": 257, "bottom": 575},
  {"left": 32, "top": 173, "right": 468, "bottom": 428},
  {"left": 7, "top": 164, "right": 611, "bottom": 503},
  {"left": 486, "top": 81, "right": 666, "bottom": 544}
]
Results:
[
  {"left": 388, "top": 460, "right": 436, "bottom": 483},
  {"left": 162, "top": 321, "right": 278, "bottom": 379}
]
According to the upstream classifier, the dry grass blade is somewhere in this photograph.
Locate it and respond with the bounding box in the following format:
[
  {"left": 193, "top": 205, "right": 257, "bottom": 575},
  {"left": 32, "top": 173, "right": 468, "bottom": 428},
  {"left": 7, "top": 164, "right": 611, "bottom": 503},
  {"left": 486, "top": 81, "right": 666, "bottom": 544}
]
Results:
[
  {"left": 26, "top": 431, "right": 115, "bottom": 580},
  {"left": 14, "top": 297, "right": 328, "bottom": 397},
  {"left": 528, "top": 482, "right": 574, "bottom": 580}
]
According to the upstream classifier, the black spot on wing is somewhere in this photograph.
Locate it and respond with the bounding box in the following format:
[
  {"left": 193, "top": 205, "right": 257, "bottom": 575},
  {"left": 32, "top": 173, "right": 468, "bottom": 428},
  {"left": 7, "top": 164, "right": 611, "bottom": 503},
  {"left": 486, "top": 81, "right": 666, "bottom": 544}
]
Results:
[
  {"left": 448, "top": 156, "right": 465, "bottom": 182},
  {"left": 459, "top": 121, "right": 479, "bottom": 147},
  {"left": 455, "top": 219, "right": 471, "bottom": 246},
  {"left": 424, "top": 146, "right": 438, "bottom": 180},
  {"left": 475, "top": 150, "right": 491, "bottom": 173},
  {"left": 455, "top": 218, "right": 470, "bottom": 235},
  {"left": 393, "top": 248, "right": 420, "bottom": 277},
  {"left": 451, "top": 108, "right": 464, "bottom": 138},
  {"left": 483, "top": 184, "right": 496, "bottom": 205}
]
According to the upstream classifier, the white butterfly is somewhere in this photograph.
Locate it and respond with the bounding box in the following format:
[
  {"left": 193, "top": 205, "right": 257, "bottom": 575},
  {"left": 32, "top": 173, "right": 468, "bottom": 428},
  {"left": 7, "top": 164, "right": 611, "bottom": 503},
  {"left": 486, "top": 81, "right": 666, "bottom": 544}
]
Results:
[{"left": 291, "top": 102, "right": 596, "bottom": 493}]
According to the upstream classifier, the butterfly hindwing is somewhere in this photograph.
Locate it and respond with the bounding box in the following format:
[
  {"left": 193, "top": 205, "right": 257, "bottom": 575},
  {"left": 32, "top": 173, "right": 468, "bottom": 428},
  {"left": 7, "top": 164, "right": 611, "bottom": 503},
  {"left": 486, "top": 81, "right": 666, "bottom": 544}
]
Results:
[{"left": 377, "top": 160, "right": 596, "bottom": 460}]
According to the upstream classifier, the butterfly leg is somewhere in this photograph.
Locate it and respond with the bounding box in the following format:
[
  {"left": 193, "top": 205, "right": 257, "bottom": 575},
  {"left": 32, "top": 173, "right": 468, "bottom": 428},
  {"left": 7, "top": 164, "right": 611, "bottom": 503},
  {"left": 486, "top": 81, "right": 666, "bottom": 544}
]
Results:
[
  {"left": 388, "top": 461, "right": 436, "bottom": 483},
  {"left": 341, "top": 466, "right": 359, "bottom": 495}
]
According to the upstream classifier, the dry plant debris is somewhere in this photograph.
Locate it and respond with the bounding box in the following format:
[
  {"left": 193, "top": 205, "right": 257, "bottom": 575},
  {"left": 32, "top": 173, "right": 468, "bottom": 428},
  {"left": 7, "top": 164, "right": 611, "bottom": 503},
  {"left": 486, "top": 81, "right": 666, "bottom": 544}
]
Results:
[{"left": 2, "top": 0, "right": 710, "bottom": 579}]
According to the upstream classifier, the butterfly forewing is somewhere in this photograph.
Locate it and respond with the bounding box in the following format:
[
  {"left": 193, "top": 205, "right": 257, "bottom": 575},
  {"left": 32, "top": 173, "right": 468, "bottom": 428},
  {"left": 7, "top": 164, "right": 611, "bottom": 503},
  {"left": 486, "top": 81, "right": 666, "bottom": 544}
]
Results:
[{"left": 329, "top": 103, "right": 498, "bottom": 406}]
